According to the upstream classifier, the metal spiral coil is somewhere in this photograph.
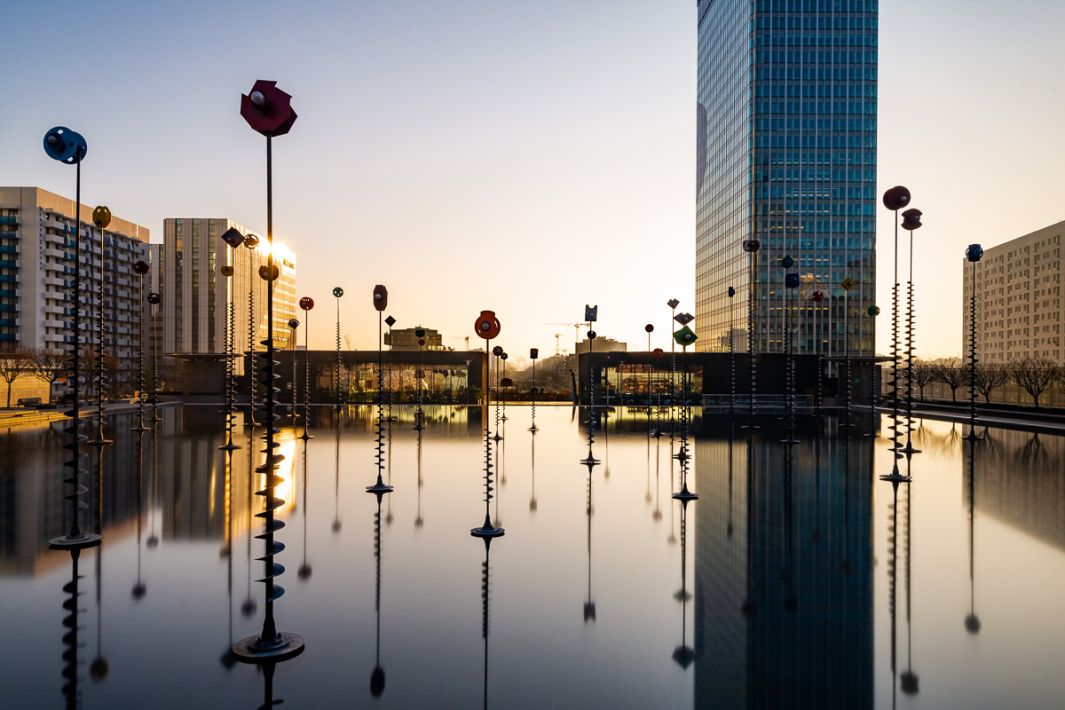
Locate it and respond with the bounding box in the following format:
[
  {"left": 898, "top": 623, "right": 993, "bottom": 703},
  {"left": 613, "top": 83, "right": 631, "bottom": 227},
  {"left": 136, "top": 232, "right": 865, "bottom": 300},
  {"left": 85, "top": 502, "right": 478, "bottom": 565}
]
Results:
[
  {"left": 728, "top": 311, "right": 735, "bottom": 417},
  {"left": 254, "top": 332, "right": 287, "bottom": 614},
  {"left": 224, "top": 300, "right": 239, "bottom": 446},
  {"left": 843, "top": 293, "right": 852, "bottom": 426},
  {"left": 61, "top": 551, "right": 85, "bottom": 709},
  {"left": 134, "top": 274, "right": 147, "bottom": 431},
  {"left": 888, "top": 281, "right": 901, "bottom": 460},
  {"left": 482, "top": 424, "right": 495, "bottom": 507},
  {"left": 61, "top": 308, "right": 90, "bottom": 537},
  {"left": 151, "top": 311, "right": 161, "bottom": 422},
  {"left": 904, "top": 280, "right": 917, "bottom": 450},
  {"left": 291, "top": 338, "right": 299, "bottom": 426},
  {"left": 335, "top": 312, "right": 342, "bottom": 409},
  {"left": 92, "top": 234, "right": 110, "bottom": 444},
  {"left": 247, "top": 284, "right": 258, "bottom": 426},
  {"left": 784, "top": 295, "right": 796, "bottom": 442},
  {"left": 968, "top": 286, "right": 979, "bottom": 432},
  {"left": 303, "top": 324, "right": 312, "bottom": 436}
]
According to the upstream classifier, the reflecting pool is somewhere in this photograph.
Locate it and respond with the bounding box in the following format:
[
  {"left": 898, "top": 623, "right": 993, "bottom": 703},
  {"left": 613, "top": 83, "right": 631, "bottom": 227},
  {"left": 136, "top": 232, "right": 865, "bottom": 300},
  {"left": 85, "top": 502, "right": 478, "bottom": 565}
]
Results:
[{"left": 2, "top": 405, "right": 1064, "bottom": 708}]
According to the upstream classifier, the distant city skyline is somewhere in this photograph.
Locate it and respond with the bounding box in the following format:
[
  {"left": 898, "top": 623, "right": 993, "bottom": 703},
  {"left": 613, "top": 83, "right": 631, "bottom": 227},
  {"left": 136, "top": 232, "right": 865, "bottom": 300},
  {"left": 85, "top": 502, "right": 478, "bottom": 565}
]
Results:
[{"left": 2, "top": 0, "right": 1063, "bottom": 358}]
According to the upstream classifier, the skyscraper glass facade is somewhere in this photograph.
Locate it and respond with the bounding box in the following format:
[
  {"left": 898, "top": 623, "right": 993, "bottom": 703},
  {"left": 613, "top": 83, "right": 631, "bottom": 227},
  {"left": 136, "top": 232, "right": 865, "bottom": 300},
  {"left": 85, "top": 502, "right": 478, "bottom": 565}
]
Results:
[{"left": 696, "top": 0, "right": 878, "bottom": 359}]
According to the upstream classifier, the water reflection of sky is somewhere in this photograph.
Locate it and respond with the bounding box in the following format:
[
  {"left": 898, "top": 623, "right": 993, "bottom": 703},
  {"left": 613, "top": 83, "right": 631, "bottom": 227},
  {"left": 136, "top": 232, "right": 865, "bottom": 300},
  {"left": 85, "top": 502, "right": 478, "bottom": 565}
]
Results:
[{"left": 0, "top": 407, "right": 1064, "bottom": 708}]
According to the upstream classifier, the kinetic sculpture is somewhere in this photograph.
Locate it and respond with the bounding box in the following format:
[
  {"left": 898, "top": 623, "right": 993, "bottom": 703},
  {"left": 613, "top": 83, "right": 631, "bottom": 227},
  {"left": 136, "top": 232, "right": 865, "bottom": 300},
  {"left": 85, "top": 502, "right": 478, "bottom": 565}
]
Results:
[
  {"left": 231, "top": 78, "right": 303, "bottom": 664},
  {"left": 866, "top": 305, "right": 881, "bottom": 436},
  {"left": 726, "top": 288, "right": 736, "bottom": 416},
  {"left": 472, "top": 310, "right": 505, "bottom": 538},
  {"left": 132, "top": 260, "right": 151, "bottom": 432},
  {"left": 415, "top": 328, "right": 428, "bottom": 431},
  {"left": 368, "top": 285, "right": 393, "bottom": 494},
  {"left": 491, "top": 344, "right": 503, "bottom": 440},
  {"left": 528, "top": 348, "right": 539, "bottom": 433},
  {"left": 333, "top": 287, "right": 344, "bottom": 411},
  {"left": 840, "top": 278, "right": 855, "bottom": 428},
  {"left": 88, "top": 205, "right": 112, "bottom": 446},
  {"left": 298, "top": 296, "right": 315, "bottom": 440},
  {"left": 965, "top": 244, "right": 984, "bottom": 441},
  {"left": 44, "top": 126, "right": 99, "bottom": 550},
  {"left": 384, "top": 315, "right": 397, "bottom": 421},
  {"left": 220, "top": 228, "right": 245, "bottom": 450},
  {"left": 672, "top": 323, "right": 698, "bottom": 501},
  {"left": 881, "top": 185, "right": 912, "bottom": 483},
  {"left": 288, "top": 319, "right": 300, "bottom": 424},
  {"left": 666, "top": 299, "right": 680, "bottom": 435},
  {"left": 244, "top": 233, "right": 261, "bottom": 427},
  {"left": 901, "top": 208, "right": 923, "bottom": 455}
]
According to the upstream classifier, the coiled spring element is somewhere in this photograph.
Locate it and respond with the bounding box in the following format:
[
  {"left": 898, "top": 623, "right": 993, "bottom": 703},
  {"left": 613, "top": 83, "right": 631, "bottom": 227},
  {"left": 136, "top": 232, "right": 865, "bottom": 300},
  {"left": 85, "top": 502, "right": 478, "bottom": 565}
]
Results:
[
  {"left": 134, "top": 265, "right": 148, "bottom": 431},
  {"left": 253, "top": 322, "right": 287, "bottom": 632},
  {"left": 481, "top": 541, "right": 491, "bottom": 641},
  {"left": 905, "top": 279, "right": 916, "bottom": 447},
  {"left": 728, "top": 297, "right": 736, "bottom": 417},
  {"left": 247, "top": 282, "right": 258, "bottom": 426},
  {"left": 888, "top": 280, "right": 901, "bottom": 460},
  {"left": 61, "top": 551, "right": 85, "bottom": 709},
  {"left": 91, "top": 217, "right": 110, "bottom": 445},
  {"left": 967, "top": 256, "right": 980, "bottom": 434},
  {"left": 366, "top": 314, "right": 392, "bottom": 494},
  {"left": 303, "top": 328, "right": 312, "bottom": 436},
  {"left": 224, "top": 300, "right": 239, "bottom": 446}
]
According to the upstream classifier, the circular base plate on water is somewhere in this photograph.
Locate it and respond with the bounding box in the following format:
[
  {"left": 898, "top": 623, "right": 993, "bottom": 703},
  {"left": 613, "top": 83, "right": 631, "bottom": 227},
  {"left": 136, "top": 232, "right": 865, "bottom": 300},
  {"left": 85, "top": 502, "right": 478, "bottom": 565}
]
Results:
[
  {"left": 366, "top": 483, "right": 394, "bottom": 494},
  {"left": 50, "top": 533, "right": 101, "bottom": 550},
  {"left": 232, "top": 632, "right": 305, "bottom": 664},
  {"left": 672, "top": 491, "right": 699, "bottom": 502},
  {"left": 471, "top": 526, "right": 505, "bottom": 538}
]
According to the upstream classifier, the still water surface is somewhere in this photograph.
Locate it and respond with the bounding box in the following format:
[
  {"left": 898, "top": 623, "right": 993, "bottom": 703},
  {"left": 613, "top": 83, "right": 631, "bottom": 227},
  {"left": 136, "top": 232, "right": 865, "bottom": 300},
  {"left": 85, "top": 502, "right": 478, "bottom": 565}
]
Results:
[{"left": 1, "top": 405, "right": 1064, "bottom": 708}]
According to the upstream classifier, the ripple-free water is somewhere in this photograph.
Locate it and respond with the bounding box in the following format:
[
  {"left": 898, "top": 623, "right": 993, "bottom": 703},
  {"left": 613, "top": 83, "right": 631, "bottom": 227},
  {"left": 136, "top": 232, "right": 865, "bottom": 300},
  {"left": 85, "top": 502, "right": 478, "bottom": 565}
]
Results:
[{"left": 1, "top": 406, "right": 1064, "bottom": 709}]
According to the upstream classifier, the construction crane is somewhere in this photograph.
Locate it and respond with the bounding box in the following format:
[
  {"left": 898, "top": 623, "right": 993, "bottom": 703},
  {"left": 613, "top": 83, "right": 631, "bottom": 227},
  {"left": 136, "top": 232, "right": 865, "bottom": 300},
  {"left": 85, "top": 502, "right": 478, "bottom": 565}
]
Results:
[
  {"left": 541, "top": 322, "right": 587, "bottom": 355},
  {"left": 344, "top": 334, "right": 352, "bottom": 350},
  {"left": 554, "top": 333, "right": 562, "bottom": 356}
]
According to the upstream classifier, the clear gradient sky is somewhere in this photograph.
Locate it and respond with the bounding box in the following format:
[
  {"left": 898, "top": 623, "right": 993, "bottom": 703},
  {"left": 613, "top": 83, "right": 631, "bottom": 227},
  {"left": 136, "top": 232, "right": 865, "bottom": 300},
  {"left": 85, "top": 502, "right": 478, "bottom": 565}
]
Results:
[{"left": 3, "top": 0, "right": 1063, "bottom": 364}]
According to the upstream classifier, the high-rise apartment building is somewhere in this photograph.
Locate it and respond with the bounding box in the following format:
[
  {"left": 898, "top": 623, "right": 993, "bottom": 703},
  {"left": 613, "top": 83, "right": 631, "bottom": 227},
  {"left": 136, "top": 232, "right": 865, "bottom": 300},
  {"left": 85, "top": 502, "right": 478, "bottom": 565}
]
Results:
[
  {"left": 963, "top": 220, "right": 1065, "bottom": 364},
  {"left": 0, "top": 186, "right": 150, "bottom": 392},
  {"left": 159, "top": 218, "right": 297, "bottom": 366},
  {"left": 695, "top": 1, "right": 878, "bottom": 358}
]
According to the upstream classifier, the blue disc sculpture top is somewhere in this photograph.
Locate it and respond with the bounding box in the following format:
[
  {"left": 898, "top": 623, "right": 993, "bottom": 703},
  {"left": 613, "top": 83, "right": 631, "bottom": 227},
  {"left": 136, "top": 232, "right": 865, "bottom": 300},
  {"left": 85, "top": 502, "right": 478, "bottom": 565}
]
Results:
[{"left": 43, "top": 127, "right": 87, "bottom": 164}]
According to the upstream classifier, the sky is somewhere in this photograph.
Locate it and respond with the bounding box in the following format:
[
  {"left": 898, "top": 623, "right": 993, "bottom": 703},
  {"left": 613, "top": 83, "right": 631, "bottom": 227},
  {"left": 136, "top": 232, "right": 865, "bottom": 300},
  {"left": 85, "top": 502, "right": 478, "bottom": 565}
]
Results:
[{"left": 3, "top": 0, "right": 1063, "bottom": 365}]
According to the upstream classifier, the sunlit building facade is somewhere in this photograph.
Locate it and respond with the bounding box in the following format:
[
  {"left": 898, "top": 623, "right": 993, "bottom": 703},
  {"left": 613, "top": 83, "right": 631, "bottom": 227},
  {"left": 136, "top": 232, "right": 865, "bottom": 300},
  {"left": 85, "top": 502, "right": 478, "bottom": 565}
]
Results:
[
  {"left": 159, "top": 218, "right": 298, "bottom": 368},
  {"left": 695, "top": 0, "right": 878, "bottom": 359}
]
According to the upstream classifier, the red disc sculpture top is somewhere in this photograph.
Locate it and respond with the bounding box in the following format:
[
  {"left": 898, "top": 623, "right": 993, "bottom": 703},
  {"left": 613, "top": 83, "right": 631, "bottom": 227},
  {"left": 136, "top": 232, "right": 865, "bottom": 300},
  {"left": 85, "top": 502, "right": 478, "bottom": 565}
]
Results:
[
  {"left": 241, "top": 80, "right": 298, "bottom": 137},
  {"left": 299, "top": 297, "right": 314, "bottom": 311},
  {"left": 475, "top": 311, "right": 500, "bottom": 340}
]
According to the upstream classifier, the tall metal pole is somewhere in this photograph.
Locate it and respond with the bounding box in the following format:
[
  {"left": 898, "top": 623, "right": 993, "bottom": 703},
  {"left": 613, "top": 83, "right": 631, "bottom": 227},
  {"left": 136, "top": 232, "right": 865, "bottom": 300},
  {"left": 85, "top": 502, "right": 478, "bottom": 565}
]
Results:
[
  {"left": 45, "top": 127, "right": 99, "bottom": 550},
  {"left": 965, "top": 245, "right": 983, "bottom": 441},
  {"left": 245, "top": 234, "right": 260, "bottom": 427},
  {"left": 742, "top": 240, "right": 760, "bottom": 429},
  {"left": 89, "top": 207, "right": 112, "bottom": 446},
  {"left": 333, "top": 288, "right": 344, "bottom": 412},
  {"left": 232, "top": 79, "right": 303, "bottom": 664},
  {"left": 881, "top": 186, "right": 911, "bottom": 484},
  {"left": 132, "top": 259, "right": 150, "bottom": 432},
  {"left": 902, "top": 208, "right": 923, "bottom": 455},
  {"left": 298, "top": 296, "right": 314, "bottom": 440}
]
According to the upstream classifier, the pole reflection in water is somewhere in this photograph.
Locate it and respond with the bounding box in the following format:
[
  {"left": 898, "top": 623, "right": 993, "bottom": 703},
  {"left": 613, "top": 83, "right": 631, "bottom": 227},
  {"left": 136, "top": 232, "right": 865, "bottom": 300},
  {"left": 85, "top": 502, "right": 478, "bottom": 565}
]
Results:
[
  {"left": 333, "top": 416, "right": 342, "bottom": 534},
  {"left": 298, "top": 439, "right": 312, "bottom": 581},
  {"left": 221, "top": 448, "right": 237, "bottom": 671},
  {"left": 369, "top": 491, "right": 387, "bottom": 698},
  {"left": 479, "top": 537, "right": 496, "bottom": 710},
  {"left": 673, "top": 498, "right": 693, "bottom": 669},
  {"left": 965, "top": 438, "right": 981, "bottom": 636},
  {"left": 132, "top": 431, "right": 147, "bottom": 601},
  {"left": 90, "top": 444, "right": 108, "bottom": 684},
  {"left": 900, "top": 462, "right": 919, "bottom": 697},
  {"left": 583, "top": 465, "right": 596, "bottom": 624},
  {"left": 415, "top": 427, "right": 424, "bottom": 528},
  {"left": 242, "top": 424, "right": 257, "bottom": 618},
  {"left": 529, "top": 428, "right": 538, "bottom": 513},
  {"left": 60, "top": 549, "right": 86, "bottom": 709}
]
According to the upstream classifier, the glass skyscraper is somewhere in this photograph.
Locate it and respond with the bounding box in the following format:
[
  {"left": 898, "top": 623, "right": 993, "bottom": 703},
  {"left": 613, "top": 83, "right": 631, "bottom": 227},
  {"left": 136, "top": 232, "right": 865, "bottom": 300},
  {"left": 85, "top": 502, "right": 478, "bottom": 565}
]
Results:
[{"left": 695, "top": 0, "right": 878, "bottom": 360}]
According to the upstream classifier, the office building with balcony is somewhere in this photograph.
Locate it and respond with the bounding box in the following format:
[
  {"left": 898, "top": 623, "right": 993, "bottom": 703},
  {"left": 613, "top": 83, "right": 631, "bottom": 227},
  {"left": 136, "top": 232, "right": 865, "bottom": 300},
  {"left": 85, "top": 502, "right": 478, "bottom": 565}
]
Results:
[
  {"left": 695, "top": 0, "right": 878, "bottom": 361},
  {"left": 963, "top": 219, "right": 1065, "bottom": 364},
  {"left": 0, "top": 186, "right": 150, "bottom": 393}
]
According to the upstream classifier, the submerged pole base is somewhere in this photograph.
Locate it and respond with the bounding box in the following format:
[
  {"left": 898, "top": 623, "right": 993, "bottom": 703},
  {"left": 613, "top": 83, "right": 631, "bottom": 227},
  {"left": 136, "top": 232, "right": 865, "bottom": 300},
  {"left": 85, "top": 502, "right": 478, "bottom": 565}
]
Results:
[
  {"left": 219, "top": 441, "right": 242, "bottom": 451},
  {"left": 528, "top": 424, "right": 539, "bottom": 433},
  {"left": 580, "top": 455, "right": 600, "bottom": 467},
  {"left": 232, "top": 632, "right": 305, "bottom": 664},
  {"left": 879, "top": 470, "right": 911, "bottom": 484},
  {"left": 365, "top": 482, "right": 394, "bottom": 495},
  {"left": 780, "top": 437, "right": 799, "bottom": 446},
  {"left": 901, "top": 442, "right": 921, "bottom": 455},
  {"left": 49, "top": 533, "right": 101, "bottom": 550},
  {"left": 299, "top": 431, "right": 313, "bottom": 441},
  {"left": 471, "top": 525, "right": 505, "bottom": 539},
  {"left": 672, "top": 489, "right": 699, "bottom": 502},
  {"left": 131, "top": 423, "right": 150, "bottom": 433}
]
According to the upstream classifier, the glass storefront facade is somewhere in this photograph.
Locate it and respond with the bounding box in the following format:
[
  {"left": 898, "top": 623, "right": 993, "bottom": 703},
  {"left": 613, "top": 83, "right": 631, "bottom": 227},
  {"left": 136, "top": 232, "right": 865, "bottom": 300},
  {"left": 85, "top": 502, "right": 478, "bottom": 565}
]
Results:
[{"left": 696, "top": 0, "right": 878, "bottom": 359}]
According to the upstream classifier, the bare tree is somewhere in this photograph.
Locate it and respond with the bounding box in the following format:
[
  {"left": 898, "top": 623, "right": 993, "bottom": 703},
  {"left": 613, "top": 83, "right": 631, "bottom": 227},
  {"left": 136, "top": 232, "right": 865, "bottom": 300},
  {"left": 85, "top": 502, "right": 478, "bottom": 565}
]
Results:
[
  {"left": 1009, "top": 358, "right": 1060, "bottom": 408},
  {"left": 973, "top": 363, "right": 1011, "bottom": 404},
  {"left": 911, "top": 359, "right": 937, "bottom": 401},
  {"left": 0, "top": 347, "right": 31, "bottom": 408},
  {"left": 932, "top": 357, "right": 965, "bottom": 402},
  {"left": 28, "top": 348, "right": 66, "bottom": 405}
]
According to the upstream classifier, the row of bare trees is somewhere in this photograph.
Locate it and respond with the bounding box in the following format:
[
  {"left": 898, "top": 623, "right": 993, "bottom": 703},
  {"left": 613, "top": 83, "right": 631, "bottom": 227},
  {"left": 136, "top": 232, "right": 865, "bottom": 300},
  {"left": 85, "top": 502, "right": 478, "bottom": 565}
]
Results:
[
  {"left": 0, "top": 346, "right": 118, "bottom": 408},
  {"left": 910, "top": 357, "right": 1064, "bottom": 408}
]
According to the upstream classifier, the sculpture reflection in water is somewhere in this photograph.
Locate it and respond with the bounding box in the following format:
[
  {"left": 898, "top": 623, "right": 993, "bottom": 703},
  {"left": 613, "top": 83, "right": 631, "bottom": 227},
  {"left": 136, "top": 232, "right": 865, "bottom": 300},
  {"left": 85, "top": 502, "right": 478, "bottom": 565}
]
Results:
[
  {"left": 672, "top": 496, "right": 693, "bottom": 669},
  {"left": 90, "top": 443, "right": 109, "bottom": 684},
  {"left": 298, "top": 439, "right": 313, "bottom": 581},
  {"left": 583, "top": 463, "right": 596, "bottom": 624},
  {"left": 478, "top": 536, "right": 497, "bottom": 710},
  {"left": 369, "top": 488, "right": 388, "bottom": 698},
  {"left": 415, "top": 426, "right": 425, "bottom": 528},
  {"left": 964, "top": 438, "right": 981, "bottom": 635},
  {"left": 131, "top": 431, "right": 148, "bottom": 601},
  {"left": 695, "top": 423, "right": 874, "bottom": 707},
  {"left": 220, "top": 447, "right": 237, "bottom": 671},
  {"left": 59, "top": 549, "right": 87, "bottom": 709}
]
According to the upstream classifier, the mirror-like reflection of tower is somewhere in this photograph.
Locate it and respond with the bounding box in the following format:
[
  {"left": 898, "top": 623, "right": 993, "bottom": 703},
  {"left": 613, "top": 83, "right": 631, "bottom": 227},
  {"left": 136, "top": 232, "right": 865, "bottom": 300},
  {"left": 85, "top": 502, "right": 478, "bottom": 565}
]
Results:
[{"left": 695, "top": 424, "right": 874, "bottom": 708}]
